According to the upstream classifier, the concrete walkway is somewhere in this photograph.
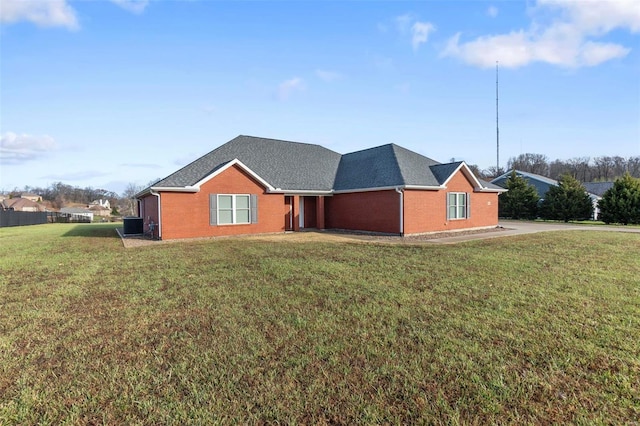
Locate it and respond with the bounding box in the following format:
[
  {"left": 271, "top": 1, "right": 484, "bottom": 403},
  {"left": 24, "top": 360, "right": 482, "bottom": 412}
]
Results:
[{"left": 425, "top": 220, "right": 640, "bottom": 244}]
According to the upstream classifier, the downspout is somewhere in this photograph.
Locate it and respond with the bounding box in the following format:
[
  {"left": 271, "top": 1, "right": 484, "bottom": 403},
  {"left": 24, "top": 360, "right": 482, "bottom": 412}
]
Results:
[
  {"left": 150, "top": 189, "right": 161, "bottom": 240},
  {"left": 395, "top": 187, "right": 404, "bottom": 236}
]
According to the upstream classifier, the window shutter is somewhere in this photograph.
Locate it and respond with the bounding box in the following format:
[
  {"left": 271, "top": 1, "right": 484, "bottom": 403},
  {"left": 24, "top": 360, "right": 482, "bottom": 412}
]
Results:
[
  {"left": 466, "top": 193, "right": 471, "bottom": 219},
  {"left": 446, "top": 193, "right": 451, "bottom": 220},
  {"left": 250, "top": 194, "right": 258, "bottom": 224},
  {"left": 210, "top": 194, "right": 217, "bottom": 226}
]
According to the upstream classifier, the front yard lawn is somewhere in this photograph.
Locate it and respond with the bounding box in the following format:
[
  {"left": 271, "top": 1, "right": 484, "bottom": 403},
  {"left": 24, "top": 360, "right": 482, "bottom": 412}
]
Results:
[{"left": 1, "top": 223, "right": 638, "bottom": 424}]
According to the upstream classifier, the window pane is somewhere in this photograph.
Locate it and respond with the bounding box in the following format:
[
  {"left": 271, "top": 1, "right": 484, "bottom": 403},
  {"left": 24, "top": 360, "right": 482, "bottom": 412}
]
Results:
[
  {"left": 218, "top": 210, "right": 233, "bottom": 224},
  {"left": 458, "top": 206, "right": 466, "bottom": 218},
  {"left": 236, "top": 195, "right": 249, "bottom": 209},
  {"left": 449, "top": 206, "right": 457, "bottom": 219},
  {"left": 458, "top": 193, "right": 466, "bottom": 207},
  {"left": 218, "top": 195, "right": 232, "bottom": 209},
  {"left": 448, "top": 193, "right": 456, "bottom": 206},
  {"left": 236, "top": 209, "right": 250, "bottom": 223}
]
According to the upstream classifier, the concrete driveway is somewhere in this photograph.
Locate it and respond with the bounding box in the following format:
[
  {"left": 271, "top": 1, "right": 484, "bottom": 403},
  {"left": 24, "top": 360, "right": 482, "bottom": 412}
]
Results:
[{"left": 428, "top": 220, "right": 640, "bottom": 244}]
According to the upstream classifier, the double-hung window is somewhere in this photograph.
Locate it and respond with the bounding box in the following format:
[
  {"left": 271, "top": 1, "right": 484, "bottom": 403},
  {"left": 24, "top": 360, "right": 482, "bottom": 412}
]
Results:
[
  {"left": 447, "top": 192, "right": 469, "bottom": 220},
  {"left": 211, "top": 194, "right": 256, "bottom": 225}
]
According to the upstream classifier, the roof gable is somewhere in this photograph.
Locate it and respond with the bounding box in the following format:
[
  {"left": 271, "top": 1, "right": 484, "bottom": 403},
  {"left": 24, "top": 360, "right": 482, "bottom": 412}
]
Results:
[{"left": 152, "top": 135, "right": 342, "bottom": 191}]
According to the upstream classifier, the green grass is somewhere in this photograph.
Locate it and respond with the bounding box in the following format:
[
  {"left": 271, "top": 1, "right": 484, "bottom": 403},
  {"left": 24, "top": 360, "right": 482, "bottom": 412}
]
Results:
[{"left": 1, "top": 223, "right": 639, "bottom": 424}]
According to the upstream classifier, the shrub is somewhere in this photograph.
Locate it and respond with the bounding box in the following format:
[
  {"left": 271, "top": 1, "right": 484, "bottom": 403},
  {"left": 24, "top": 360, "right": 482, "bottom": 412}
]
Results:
[
  {"left": 498, "top": 171, "right": 540, "bottom": 219},
  {"left": 598, "top": 173, "right": 640, "bottom": 225},
  {"left": 539, "top": 174, "right": 593, "bottom": 222}
]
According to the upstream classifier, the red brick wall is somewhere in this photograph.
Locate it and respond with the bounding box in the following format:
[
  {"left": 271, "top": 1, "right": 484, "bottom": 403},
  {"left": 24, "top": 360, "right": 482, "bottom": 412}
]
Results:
[
  {"left": 153, "top": 165, "right": 287, "bottom": 240},
  {"left": 139, "top": 194, "right": 160, "bottom": 238},
  {"left": 404, "top": 171, "right": 500, "bottom": 234},
  {"left": 325, "top": 190, "right": 401, "bottom": 234}
]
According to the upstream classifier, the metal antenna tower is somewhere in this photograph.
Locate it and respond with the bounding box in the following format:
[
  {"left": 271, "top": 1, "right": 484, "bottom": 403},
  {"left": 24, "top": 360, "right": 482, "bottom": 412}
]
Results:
[{"left": 496, "top": 61, "right": 500, "bottom": 174}]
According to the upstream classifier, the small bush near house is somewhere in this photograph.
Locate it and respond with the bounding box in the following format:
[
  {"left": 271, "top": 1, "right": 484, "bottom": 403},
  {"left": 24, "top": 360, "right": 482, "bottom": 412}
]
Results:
[
  {"left": 598, "top": 173, "right": 640, "bottom": 225},
  {"left": 498, "top": 170, "right": 540, "bottom": 219},
  {"left": 539, "top": 174, "right": 593, "bottom": 222}
]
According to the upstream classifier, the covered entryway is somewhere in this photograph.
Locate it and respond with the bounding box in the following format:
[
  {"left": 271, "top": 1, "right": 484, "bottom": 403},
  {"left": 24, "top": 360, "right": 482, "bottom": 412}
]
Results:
[
  {"left": 286, "top": 195, "right": 326, "bottom": 231},
  {"left": 301, "top": 196, "right": 317, "bottom": 229}
]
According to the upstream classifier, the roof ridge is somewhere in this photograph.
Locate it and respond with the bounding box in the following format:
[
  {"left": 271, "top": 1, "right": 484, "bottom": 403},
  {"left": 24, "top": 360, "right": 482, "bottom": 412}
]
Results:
[
  {"left": 389, "top": 144, "right": 407, "bottom": 186},
  {"left": 238, "top": 134, "right": 339, "bottom": 151}
]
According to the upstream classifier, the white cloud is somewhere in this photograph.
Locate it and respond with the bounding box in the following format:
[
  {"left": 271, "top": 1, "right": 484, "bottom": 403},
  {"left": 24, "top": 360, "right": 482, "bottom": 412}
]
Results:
[
  {"left": 395, "top": 13, "right": 415, "bottom": 34},
  {"left": 276, "top": 77, "right": 305, "bottom": 100},
  {"left": 0, "top": 132, "right": 57, "bottom": 164},
  {"left": 0, "top": 0, "right": 79, "bottom": 30},
  {"left": 315, "top": 69, "right": 343, "bottom": 82},
  {"left": 394, "top": 14, "right": 436, "bottom": 51},
  {"left": 110, "top": 0, "right": 149, "bottom": 14},
  {"left": 442, "top": 0, "right": 639, "bottom": 68},
  {"left": 487, "top": 6, "right": 499, "bottom": 18},
  {"left": 412, "top": 21, "right": 436, "bottom": 50}
]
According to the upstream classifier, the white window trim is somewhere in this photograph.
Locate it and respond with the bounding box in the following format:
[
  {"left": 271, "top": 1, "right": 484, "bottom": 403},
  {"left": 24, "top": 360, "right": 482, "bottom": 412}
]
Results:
[
  {"left": 448, "top": 192, "right": 468, "bottom": 220},
  {"left": 217, "top": 194, "right": 251, "bottom": 225}
]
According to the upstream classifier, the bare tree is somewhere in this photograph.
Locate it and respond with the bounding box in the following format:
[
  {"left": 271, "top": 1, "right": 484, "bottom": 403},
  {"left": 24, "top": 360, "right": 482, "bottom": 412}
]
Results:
[
  {"left": 549, "top": 159, "right": 572, "bottom": 180},
  {"left": 120, "top": 182, "right": 144, "bottom": 217},
  {"left": 628, "top": 156, "right": 640, "bottom": 178},
  {"left": 507, "top": 153, "right": 550, "bottom": 176}
]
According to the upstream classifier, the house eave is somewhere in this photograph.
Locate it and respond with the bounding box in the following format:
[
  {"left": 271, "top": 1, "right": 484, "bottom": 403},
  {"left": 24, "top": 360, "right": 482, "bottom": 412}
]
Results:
[
  {"left": 404, "top": 185, "right": 446, "bottom": 191},
  {"left": 475, "top": 187, "right": 508, "bottom": 193},
  {"left": 268, "top": 189, "right": 334, "bottom": 196},
  {"left": 152, "top": 186, "right": 200, "bottom": 193}
]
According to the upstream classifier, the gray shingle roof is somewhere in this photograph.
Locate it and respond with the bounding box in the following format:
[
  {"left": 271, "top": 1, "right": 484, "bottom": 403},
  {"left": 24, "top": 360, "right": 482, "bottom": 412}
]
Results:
[
  {"left": 145, "top": 135, "right": 499, "bottom": 194},
  {"left": 152, "top": 135, "right": 342, "bottom": 191},
  {"left": 333, "top": 144, "right": 443, "bottom": 190},
  {"left": 491, "top": 170, "right": 558, "bottom": 198},
  {"left": 583, "top": 182, "right": 614, "bottom": 197},
  {"left": 430, "top": 162, "right": 463, "bottom": 185}
]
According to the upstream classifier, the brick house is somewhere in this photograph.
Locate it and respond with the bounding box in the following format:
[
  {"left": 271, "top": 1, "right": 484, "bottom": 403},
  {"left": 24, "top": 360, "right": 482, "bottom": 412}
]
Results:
[{"left": 135, "top": 135, "right": 506, "bottom": 240}]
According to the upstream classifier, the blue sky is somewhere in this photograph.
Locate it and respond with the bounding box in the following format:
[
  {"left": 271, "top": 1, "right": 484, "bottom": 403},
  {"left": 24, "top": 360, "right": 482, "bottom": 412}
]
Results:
[{"left": 1, "top": 0, "right": 639, "bottom": 195}]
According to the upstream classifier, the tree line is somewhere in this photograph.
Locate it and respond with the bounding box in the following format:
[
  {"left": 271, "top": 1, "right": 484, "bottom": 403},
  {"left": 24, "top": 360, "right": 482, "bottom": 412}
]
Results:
[
  {"left": 485, "top": 153, "right": 640, "bottom": 181},
  {"left": 5, "top": 182, "right": 137, "bottom": 216}
]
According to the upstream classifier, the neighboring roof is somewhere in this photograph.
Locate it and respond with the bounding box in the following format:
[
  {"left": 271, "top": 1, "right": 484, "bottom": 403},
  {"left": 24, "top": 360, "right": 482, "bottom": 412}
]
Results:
[
  {"left": 140, "top": 135, "right": 504, "bottom": 196},
  {"left": 584, "top": 182, "right": 614, "bottom": 197},
  {"left": 491, "top": 170, "right": 559, "bottom": 198},
  {"left": 1, "top": 198, "right": 44, "bottom": 211},
  {"left": 60, "top": 207, "right": 92, "bottom": 214}
]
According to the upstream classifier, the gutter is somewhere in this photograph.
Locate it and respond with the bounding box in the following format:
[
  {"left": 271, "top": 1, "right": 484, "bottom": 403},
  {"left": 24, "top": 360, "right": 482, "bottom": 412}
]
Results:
[{"left": 395, "top": 187, "right": 404, "bottom": 236}]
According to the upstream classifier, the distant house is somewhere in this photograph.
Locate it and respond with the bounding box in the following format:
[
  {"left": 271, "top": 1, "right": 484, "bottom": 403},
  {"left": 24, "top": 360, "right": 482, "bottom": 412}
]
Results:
[
  {"left": 1, "top": 198, "right": 45, "bottom": 212},
  {"left": 60, "top": 207, "right": 94, "bottom": 222},
  {"left": 491, "top": 170, "right": 558, "bottom": 199},
  {"left": 89, "top": 204, "right": 111, "bottom": 217},
  {"left": 135, "top": 135, "right": 506, "bottom": 241},
  {"left": 491, "top": 170, "right": 604, "bottom": 220},
  {"left": 19, "top": 192, "right": 41, "bottom": 202},
  {"left": 90, "top": 199, "right": 111, "bottom": 209}
]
